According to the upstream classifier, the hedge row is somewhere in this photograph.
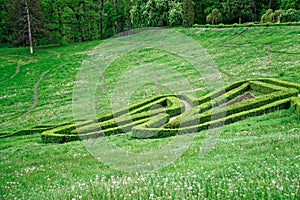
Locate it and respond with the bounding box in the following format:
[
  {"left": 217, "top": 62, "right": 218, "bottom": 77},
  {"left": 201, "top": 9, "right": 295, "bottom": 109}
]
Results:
[
  {"left": 176, "top": 94, "right": 199, "bottom": 107},
  {"left": 291, "top": 97, "right": 300, "bottom": 114},
  {"left": 0, "top": 124, "right": 61, "bottom": 138},
  {"left": 3, "top": 78, "right": 298, "bottom": 142},
  {"left": 197, "top": 80, "right": 247, "bottom": 105},
  {"left": 249, "top": 81, "right": 293, "bottom": 94},
  {"left": 167, "top": 89, "right": 297, "bottom": 129},
  {"left": 165, "top": 82, "right": 251, "bottom": 128},
  {"left": 97, "top": 95, "right": 170, "bottom": 122},
  {"left": 41, "top": 118, "right": 150, "bottom": 143},
  {"left": 254, "top": 78, "right": 300, "bottom": 91},
  {"left": 41, "top": 96, "right": 185, "bottom": 143},
  {"left": 165, "top": 80, "right": 298, "bottom": 129},
  {"left": 192, "top": 22, "right": 300, "bottom": 29},
  {"left": 131, "top": 98, "right": 291, "bottom": 139},
  {"left": 132, "top": 114, "right": 170, "bottom": 139}
]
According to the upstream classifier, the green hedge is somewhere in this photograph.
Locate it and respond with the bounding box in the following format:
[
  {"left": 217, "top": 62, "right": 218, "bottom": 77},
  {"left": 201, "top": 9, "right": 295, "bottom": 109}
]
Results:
[
  {"left": 41, "top": 96, "right": 185, "bottom": 143},
  {"left": 197, "top": 80, "right": 247, "bottom": 105},
  {"left": 133, "top": 97, "right": 291, "bottom": 139},
  {"left": 176, "top": 94, "right": 199, "bottom": 106},
  {"left": 132, "top": 113, "right": 170, "bottom": 139},
  {"left": 255, "top": 78, "right": 300, "bottom": 92},
  {"left": 291, "top": 97, "right": 300, "bottom": 114},
  {"left": 249, "top": 81, "right": 288, "bottom": 93},
  {"left": 167, "top": 88, "right": 297, "bottom": 129},
  {"left": 4, "top": 78, "right": 299, "bottom": 143},
  {"left": 192, "top": 22, "right": 300, "bottom": 29},
  {"left": 42, "top": 118, "right": 150, "bottom": 143},
  {"left": 97, "top": 95, "right": 170, "bottom": 121}
]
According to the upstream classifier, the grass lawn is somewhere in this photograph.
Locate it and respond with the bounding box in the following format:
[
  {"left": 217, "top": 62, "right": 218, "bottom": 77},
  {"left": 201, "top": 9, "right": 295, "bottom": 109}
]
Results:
[{"left": 0, "top": 26, "right": 299, "bottom": 199}]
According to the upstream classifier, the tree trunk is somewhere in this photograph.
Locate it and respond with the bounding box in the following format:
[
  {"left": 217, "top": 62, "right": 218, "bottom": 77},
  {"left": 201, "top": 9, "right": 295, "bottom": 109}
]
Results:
[
  {"left": 58, "top": 7, "right": 64, "bottom": 44},
  {"left": 202, "top": 1, "right": 205, "bottom": 24},
  {"left": 239, "top": 17, "right": 241, "bottom": 24},
  {"left": 269, "top": 0, "right": 272, "bottom": 9},
  {"left": 25, "top": 1, "right": 33, "bottom": 54},
  {"left": 253, "top": 0, "right": 257, "bottom": 19}
]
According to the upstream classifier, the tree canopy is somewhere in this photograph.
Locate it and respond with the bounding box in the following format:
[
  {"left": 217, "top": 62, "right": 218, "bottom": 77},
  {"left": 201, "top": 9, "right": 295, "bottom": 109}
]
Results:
[{"left": 0, "top": 0, "right": 299, "bottom": 48}]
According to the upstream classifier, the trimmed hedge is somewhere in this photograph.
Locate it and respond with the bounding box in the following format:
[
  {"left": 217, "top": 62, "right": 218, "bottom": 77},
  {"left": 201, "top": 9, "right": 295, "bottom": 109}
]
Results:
[
  {"left": 0, "top": 125, "right": 62, "bottom": 138},
  {"left": 249, "top": 81, "right": 294, "bottom": 93},
  {"left": 254, "top": 78, "right": 300, "bottom": 91},
  {"left": 197, "top": 80, "right": 247, "bottom": 105},
  {"left": 4, "top": 78, "right": 299, "bottom": 143},
  {"left": 98, "top": 95, "right": 170, "bottom": 121},
  {"left": 192, "top": 22, "right": 300, "bottom": 29},
  {"left": 41, "top": 96, "right": 184, "bottom": 143},
  {"left": 132, "top": 113, "right": 170, "bottom": 139},
  {"left": 291, "top": 97, "right": 300, "bottom": 114},
  {"left": 132, "top": 98, "right": 291, "bottom": 139},
  {"left": 41, "top": 118, "right": 150, "bottom": 143},
  {"left": 165, "top": 80, "right": 297, "bottom": 129},
  {"left": 176, "top": 94, "right": 199, "bottom": 107}
]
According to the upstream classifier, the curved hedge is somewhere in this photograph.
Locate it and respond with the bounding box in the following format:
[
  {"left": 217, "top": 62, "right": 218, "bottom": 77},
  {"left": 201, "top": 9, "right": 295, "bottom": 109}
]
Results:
[{"left": 2, "top": 78, "right": 299, "bottom": 143}]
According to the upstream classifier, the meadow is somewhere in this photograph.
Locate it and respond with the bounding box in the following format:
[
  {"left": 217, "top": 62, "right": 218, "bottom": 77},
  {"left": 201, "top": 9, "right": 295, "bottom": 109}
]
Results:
[{"left": 0, "top": 26, "right": 300, "bottom": 199}]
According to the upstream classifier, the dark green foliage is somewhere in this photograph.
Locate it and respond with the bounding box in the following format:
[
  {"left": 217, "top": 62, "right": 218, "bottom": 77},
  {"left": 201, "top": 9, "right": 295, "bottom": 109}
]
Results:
[
  {"left": 1, "top": 0, "right": 299, "bottom": 46},
  {"left": 279, "top": 9, "right": 300, "bottom": 22},
  {"left": 206, "top": 8, "right": 222, "bottom": 25},
  {"left": 183, "top": 0, "right": 194, "bottom": 27},
  {"left": 261, "top": 9, "right": 283, "bottom": 22},
  {"left": 280, "top": 0, "right": 300, "bottom": 10},
  {"left": 223, "top": 0, "right": 253, "bottom": 24}
]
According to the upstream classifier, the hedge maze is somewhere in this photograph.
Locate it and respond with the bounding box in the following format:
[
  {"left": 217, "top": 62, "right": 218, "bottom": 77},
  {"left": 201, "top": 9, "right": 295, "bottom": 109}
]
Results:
[{"left": 1, "top": 78, "right": 300, "bottom": 143}]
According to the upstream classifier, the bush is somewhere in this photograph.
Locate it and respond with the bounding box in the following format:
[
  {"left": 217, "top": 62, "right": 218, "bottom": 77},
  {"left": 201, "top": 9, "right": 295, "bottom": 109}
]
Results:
[
  {"left": 279, "top": 9, "right": 300, "bottom": 22},
  {"left": 291, "top": 97, "right": 300, "bottom": 114},
  {"left": 206, "top": 9, "right": 222, "bottom": 25}
]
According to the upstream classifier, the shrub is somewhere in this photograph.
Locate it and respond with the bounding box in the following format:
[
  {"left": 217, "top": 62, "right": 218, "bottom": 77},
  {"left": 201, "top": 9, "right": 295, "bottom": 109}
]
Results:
[
  {"left": 291, "top": 97, "right": 300, "bottom": 114},
  {"left": 279, "top": 9, "right": 300, "bottom": 22},
  {"left": 206, "top": 9, "right": 222, "bottom": 25}
]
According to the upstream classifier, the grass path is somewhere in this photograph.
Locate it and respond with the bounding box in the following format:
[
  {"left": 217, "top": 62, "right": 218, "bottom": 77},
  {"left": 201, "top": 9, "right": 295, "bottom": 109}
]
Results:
[{"left": 25, "top": 70, "right": 49, "bottom": 115}]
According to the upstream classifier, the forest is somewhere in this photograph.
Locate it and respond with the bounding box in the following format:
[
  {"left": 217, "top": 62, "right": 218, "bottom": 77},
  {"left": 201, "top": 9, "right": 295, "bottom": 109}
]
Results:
[{"left": 0, "top": 0, "right": 299, "bottom": 47}]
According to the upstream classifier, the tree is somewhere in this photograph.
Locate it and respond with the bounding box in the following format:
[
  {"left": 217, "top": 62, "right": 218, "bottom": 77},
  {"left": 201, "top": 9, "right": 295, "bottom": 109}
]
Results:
[
  {"left": 25, "top": 1, "right": 33, "bottom": 53},
  {"left": 281, "top": 0, "right": 300, "bottom": 10},
  {"left": 0, "top": 0, "right": 8, "bottom": 44},
  {"left": 224, "top": 0, "right": 253, "bottom": 24},
  {"left": 168, "top": 0, "right": 183, "bottom": 26},
  {"left": 6, "top": 0, "right": 46, "bottom": 51},
  {"left": 183, "top": 0, "right": 194, "bottom": 27},
  {"left": 206, "top": 8, "right": 222, "bottom": 24}
]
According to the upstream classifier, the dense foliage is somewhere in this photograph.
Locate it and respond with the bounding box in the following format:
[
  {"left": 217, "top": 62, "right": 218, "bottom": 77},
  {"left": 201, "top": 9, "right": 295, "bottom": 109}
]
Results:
[{"left": 0, "top": 0, "right": 299, "bottom": 46}]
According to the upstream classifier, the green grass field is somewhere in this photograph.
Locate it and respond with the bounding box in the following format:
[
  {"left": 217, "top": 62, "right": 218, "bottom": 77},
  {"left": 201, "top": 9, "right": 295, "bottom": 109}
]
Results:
[{"left": 1, "top": 26, "right": 300, "bottom": 199}]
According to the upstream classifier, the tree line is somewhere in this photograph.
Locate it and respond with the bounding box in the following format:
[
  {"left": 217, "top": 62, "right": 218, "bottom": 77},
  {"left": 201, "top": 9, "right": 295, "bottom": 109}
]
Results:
[{"left": 0, "top": 0, "right": 299, "bottom": 48}]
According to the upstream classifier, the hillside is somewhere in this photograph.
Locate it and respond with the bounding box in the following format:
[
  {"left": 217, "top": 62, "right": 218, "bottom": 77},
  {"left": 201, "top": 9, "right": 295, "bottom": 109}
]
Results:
[{"left": 0, "top": 26, "right": 300, "bottom": 199}]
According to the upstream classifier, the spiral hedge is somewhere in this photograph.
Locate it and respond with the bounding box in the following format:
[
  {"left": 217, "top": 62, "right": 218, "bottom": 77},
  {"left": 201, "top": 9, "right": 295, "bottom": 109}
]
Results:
[{"left": 1, "top": 78, "right": 299, "bottom": 143}]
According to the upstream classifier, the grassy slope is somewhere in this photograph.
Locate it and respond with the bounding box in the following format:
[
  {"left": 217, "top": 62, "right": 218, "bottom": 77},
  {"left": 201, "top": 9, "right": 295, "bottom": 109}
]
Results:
[{"left": 0, "top": 26, "right": 299, "bottom": 199}]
